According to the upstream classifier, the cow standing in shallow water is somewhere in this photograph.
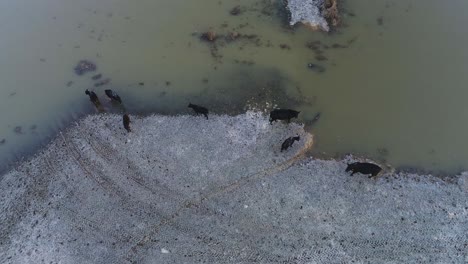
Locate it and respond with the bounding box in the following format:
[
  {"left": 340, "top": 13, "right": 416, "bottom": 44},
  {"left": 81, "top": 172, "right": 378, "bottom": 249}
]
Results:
[
  {"left": 105, "top": 89, "right": 122, "bottom": 104},
  {"left": 346, "top": 162, "right": 382, "bottom": 177},
  {"left": 85, "top": 89, "right": 100, "bottom": 108},
  {"left": 269, "top": 109, "right": 300, "bottom": 124},
  {"left": 188, "top": 103, "right": 209, "bottom": 119}
]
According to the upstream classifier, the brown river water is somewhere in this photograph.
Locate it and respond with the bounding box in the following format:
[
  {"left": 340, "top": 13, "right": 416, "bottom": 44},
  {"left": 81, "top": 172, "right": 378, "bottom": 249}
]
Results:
[{"left": 1, "top": 0, "right": 468, "bottom": 174}]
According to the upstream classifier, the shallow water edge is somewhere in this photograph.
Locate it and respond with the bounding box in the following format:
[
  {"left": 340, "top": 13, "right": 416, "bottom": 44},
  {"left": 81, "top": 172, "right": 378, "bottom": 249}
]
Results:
[{"left": 1, "top": 111, "right": 466, "bottom": 180}]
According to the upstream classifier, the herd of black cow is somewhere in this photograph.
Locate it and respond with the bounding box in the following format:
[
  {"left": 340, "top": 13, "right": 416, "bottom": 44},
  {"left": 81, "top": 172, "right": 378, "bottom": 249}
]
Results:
[{"left": 84, "top": 89, "right": 382, "bottom": 178}]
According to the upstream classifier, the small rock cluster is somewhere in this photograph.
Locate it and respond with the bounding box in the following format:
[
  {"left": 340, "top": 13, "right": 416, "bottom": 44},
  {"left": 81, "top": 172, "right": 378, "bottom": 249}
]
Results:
[{"left": 286, "top": 0, "right": 339, "bottom": 31}]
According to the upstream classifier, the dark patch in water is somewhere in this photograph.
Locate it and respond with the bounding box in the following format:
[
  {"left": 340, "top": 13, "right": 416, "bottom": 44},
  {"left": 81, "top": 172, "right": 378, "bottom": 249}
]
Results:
[
  {"left": 118, "top": 66, "right": 316, "bottom": 118},
  {"left": 0, "top": 139, "right": 5, "bottom": 145},
  {"left": 74, "top": 60, "right": 96, "bottom": 75},
  {"left": 94, "top": 78, "right": 110, "bottom": 87},
  {"left": 197, "top": 30, "right": 263, "bottom": 61},
  {"left": 66, "top": 81, "right": 74, "bottom": 87},
  {"left": 253, "top": 0, "right": 291, "bottom": 29},
  {"left": 307, "top": 63, "right": 325, "bottom": 73},
  {"left": 188, "top": 66, "right": 315, "bottom": 115},
  {"left": 315, "top": 55, "right": 328, "bottom": 61},
  {"left": 234, "top": 60, "right": 255, "bottom": 66},
  {"left": 91, "top": 74, "right": 102, "bottom": 80},
  {"left": 307, "top": 41, "right": 342, "bottom": 63},
  {"left": 306, "top": 41, "right": 322, "bottom": 50},
  {"left": 230, "top": 5, "right": 243, "bottom": 16},
  {"left": 377, "top": 16, "right": 384, "bottom": 26},
  {"left": 314, "top": 49, "right": 324, "bottom": 55},
  {"left": 200, "top": 31, "right": 217, "bottom": 42},
  {"left": 14, "top": 126, "right": 23, "bottom": 135},
  {"left": 331, "top": 43, "right": 348, "bottom": 49},
  {"left": 30, "top": 125, "right": 38, "bottom": 135},
  {"left": 279, "top": 44, "right": 291, "bottom": 50},
  {"left": 309, "top": 112, "right": 321, "bottom": 126},
  {"left": 347, "top": 36, "right": 358, "bottom": 45}
]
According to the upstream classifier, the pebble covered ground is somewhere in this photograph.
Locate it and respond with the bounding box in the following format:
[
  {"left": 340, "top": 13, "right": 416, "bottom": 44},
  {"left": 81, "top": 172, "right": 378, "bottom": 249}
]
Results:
[{"left": 0, "top": 112, "right": 467, "bottom": 263}]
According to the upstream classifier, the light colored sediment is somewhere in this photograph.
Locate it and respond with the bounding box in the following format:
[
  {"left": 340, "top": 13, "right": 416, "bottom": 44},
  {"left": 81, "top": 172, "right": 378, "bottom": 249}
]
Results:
[
  {"left": 0, "top": 112, "right": 467, "bottom": 263},
  {"left": 286, "top": 0, "right": 339, "bottom": 31},
  {"left": 287, "top": 0, "right": 329, "bottom": 31}
]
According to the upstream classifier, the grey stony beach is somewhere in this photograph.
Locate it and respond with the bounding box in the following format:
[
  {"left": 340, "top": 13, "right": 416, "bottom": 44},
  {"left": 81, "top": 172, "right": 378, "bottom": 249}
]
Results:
[{"left": 1, "top": 113, "right": 467, "bottom": 263}]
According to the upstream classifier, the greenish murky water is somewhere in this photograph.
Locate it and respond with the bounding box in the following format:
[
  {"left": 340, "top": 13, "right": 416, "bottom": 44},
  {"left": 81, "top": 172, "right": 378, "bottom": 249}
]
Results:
[{"left": 1, "top": 0, "right": 468, "bottom": 174}]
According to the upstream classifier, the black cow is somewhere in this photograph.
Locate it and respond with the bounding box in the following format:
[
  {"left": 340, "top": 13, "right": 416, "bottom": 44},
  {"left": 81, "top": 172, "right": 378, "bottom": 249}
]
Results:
[
  {"left": 269, "top": 109, "right": 300, "bottom": 124},
  {"left": 281, "top": 136, "right": 300, "bottom": 152},
  {"left": 85, "top": 89, "right": 100, "bottom": 107},
  {"left": 123, "top": 114, "right": 131, "bottom": 132},
  {"left": 105, "top": 89, "right": 122, "bottom": 104},
  {"left": 346, "top": 162, "right": 382, "bottom": 177},
  {"left": 188, "top": 103, "right": 209, "bottom": 119}
]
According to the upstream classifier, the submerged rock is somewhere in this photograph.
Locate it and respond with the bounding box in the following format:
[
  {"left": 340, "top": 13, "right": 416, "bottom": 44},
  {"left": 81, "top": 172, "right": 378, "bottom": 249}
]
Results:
[
  {"left": 94, "top": 78, "right": 111, "bottom": 87},
  {"left": 91, "top": 74, "right": 102, "bottom": 80},
  {"left": 13, "top": 126, "right": 23, "bottom": 135},
  {"left": 229, "top": 5, "right": 242, "bottom": 16},
  {"left": 307, "top": 63, "right": 325, "bottom": 73},
  {"left": 200, "top": 31, "right": 217, "bottom": 42},
  {"left": 323, "top": 0, "right": 340, "bottom": 27},
  {"left": 74, "top": 60, "right": 96, "bottom": 76}
]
